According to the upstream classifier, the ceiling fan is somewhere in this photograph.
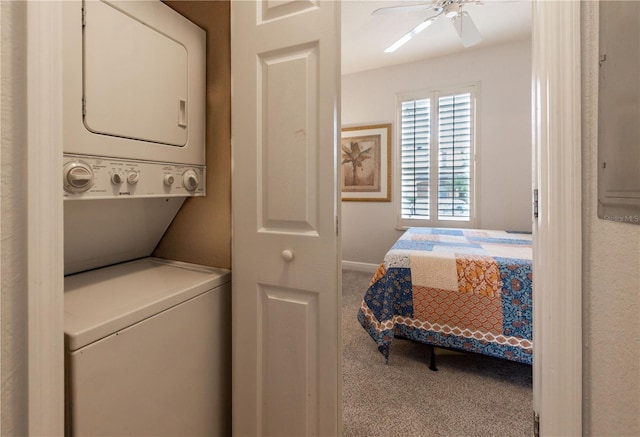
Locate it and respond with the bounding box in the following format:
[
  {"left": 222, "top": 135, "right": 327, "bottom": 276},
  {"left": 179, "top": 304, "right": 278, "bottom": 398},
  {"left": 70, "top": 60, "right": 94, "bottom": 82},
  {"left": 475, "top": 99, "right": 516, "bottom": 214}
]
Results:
[{"left": 373, "top": 0, "right": 484, "bottom": 53}]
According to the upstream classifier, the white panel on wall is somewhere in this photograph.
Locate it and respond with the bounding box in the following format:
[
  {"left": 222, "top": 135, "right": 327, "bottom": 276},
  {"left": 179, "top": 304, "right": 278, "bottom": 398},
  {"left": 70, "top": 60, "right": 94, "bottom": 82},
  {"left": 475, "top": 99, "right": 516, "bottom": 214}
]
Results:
[{"left": 597, "top": 1, "right": 640, "bottom": 223}]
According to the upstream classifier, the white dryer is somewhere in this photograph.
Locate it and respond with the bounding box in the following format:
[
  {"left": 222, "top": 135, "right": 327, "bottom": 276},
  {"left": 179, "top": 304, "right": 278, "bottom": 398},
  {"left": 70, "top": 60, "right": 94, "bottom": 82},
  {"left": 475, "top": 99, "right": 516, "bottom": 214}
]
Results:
[
  {"left": 62, "top": 0, "right": 206, "bottom": 165},
  {"left": 62, "top": 0, "right": 208, "bottom": 276}
]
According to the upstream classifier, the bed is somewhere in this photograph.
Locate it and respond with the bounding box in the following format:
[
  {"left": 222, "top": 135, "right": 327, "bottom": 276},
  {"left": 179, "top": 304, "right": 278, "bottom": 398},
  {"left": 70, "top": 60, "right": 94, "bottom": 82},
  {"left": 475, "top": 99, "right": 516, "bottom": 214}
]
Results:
[{"left": 357, "top": 227, "right": 533, "bottom": 368}]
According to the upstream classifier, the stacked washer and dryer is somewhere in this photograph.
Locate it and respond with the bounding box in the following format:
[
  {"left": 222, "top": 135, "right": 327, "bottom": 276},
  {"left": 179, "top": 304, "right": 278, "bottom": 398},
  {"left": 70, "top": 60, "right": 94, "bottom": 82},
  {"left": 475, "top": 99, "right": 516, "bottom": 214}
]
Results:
[{"left": 62, "top": 1, "right": 230, "bottom": 435}]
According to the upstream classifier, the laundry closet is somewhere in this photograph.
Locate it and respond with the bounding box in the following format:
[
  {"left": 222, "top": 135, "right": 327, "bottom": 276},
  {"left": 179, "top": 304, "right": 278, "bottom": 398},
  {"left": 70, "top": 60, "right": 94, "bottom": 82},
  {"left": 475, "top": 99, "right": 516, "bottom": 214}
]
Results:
[{"left": 61, "top": 1, "right": 232, "bottom": 435}]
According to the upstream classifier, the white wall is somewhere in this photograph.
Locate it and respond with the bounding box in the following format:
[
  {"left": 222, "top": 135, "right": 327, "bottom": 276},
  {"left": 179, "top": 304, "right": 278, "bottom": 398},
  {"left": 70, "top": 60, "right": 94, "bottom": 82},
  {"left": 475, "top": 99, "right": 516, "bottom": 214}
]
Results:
[
  {"left": 0, "top": 2, "right": 29, "bottom": 434},
  {"left": 582, "top": 4, "right": 640, "bottom": 435},
  {"left": 341, "top": 38, "right": 532, "bottom": 265}
]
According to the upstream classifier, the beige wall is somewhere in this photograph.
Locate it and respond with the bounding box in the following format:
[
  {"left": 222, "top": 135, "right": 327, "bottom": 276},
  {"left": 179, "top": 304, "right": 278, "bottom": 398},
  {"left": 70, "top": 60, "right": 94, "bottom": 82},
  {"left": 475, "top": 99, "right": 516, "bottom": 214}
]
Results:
[
  {"left": 1, "top": 2, "right": 29, "bottom": 434},
  {"left": 154, "top": 1, "right": 232, "bottom": 270},
  {"left": 582, "top": 3, "right": 640, "bottom": 435}
]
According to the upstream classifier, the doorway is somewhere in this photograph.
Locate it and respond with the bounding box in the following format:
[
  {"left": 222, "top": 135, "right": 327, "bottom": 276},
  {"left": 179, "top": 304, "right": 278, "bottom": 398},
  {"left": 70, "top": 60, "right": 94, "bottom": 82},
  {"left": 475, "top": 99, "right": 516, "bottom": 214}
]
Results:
[
  {"left": 340, "top": 3, "right": 533, "bottom": 433},
  {"left": 338, "top": 1, "right": 582, "bottom": 435}
]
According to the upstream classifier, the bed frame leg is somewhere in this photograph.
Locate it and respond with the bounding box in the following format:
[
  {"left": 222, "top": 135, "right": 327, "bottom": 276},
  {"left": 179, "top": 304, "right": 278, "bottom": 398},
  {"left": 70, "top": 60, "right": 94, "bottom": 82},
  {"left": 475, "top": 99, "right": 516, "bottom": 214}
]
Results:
[{"left": 427, "top": 345, "right": 438, "bottom": 371}]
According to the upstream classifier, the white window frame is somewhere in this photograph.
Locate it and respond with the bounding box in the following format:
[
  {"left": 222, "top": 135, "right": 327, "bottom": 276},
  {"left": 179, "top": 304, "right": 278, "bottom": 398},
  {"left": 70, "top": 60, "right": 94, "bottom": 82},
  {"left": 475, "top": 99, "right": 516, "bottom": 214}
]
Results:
[{"left": 394, "top": 84, "right": 477, "bottom": 229}]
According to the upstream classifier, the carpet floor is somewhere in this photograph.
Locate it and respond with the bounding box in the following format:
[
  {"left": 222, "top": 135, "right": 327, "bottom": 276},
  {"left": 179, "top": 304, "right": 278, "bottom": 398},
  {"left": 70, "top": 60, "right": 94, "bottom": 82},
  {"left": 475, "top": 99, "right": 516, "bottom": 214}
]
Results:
[{"left": 342, "top": 269, "right": 533, "bottom": 437}]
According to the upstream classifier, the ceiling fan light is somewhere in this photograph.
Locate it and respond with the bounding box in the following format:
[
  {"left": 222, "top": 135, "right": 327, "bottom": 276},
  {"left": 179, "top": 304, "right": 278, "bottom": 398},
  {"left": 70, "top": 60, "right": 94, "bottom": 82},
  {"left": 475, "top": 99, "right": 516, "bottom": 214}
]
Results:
[
  {"left": 444, "top": 3, "right": 460, "bottom": 18},
  {"left": 453, "top": 11, "right": 483, "bottom": 47}
]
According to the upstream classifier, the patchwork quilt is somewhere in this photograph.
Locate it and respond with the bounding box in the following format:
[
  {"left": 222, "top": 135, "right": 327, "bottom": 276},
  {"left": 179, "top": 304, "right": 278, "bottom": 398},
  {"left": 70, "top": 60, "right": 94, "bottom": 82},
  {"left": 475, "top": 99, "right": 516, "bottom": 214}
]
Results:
[{"left": 358, "top": 227, "right": 533, "bottom": 365}]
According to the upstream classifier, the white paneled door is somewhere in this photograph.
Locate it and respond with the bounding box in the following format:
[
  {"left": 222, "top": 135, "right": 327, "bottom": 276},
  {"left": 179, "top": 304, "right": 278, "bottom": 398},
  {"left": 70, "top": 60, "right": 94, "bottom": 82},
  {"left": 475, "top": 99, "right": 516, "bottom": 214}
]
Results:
[{"left": 231, "top": 1, "right": 341, "bottom": 436}]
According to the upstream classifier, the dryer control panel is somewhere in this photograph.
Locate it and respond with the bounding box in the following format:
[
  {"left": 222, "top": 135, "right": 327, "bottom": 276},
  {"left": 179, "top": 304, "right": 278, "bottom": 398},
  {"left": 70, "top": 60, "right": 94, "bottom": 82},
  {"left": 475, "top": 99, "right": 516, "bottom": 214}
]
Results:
[{"left": 63, "top": 154, "right": 205, "bottom": 199}]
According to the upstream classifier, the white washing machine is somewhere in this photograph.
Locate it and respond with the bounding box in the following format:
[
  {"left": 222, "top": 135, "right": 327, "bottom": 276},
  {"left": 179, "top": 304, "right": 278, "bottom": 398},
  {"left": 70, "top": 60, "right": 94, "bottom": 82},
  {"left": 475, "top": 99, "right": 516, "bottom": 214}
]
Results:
[
  {"left": 64, "top": 258, "right": 231, "bottom": 436},
  {"left": 61, "top": 2, "right": 230, "bottom": 435}
]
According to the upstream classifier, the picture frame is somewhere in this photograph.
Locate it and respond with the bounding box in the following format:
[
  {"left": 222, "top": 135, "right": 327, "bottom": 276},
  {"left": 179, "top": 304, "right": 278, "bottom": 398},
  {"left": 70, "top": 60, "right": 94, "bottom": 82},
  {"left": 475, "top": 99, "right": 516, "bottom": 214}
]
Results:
[{"left": 341, "top": 123, "right": 392, "bottom": 202}]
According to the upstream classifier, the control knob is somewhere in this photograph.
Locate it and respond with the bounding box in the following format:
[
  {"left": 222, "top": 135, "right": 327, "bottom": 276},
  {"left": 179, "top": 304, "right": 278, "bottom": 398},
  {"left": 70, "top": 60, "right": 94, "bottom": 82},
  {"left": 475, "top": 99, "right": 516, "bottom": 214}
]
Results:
[
  {"left": 111, "top": 172, "right": 124, "bottom": 185},
  {"left": 182, "top": 169, "right": 199, "bottom": 191},
  {"left": 127, "top": 171, "right": 139, "bottom": 185},
  {"left": 163, "top": 174, "right": 175, "bottom": 186},
  {"left": 63, "top": 161, "right": 94, "bottom": 193}
]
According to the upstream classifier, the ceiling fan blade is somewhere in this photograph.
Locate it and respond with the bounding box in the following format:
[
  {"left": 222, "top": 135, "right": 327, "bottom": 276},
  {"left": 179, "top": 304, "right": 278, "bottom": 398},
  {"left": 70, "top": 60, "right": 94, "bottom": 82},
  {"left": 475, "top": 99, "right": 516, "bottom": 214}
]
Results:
[
  {"left": 452, "top": 11, "right": 482, "bottom": 47},
  {"left": 372, "top": 3, "right": 433, "bottom": 16},
  {"left": 384, "top": 15, "right": 439, "bottom": 53}
]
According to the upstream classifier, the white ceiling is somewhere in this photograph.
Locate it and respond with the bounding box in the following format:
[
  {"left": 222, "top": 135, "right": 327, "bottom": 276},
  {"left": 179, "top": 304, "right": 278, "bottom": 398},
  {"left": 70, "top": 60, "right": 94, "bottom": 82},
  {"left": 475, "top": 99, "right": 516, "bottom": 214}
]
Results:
[{"left": 341, "top": 0, "right": 532, "bottom": 75}]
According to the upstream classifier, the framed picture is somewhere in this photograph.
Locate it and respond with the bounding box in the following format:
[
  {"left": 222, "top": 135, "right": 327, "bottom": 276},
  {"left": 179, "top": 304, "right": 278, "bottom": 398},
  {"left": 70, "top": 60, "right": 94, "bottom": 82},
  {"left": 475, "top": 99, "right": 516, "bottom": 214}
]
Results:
[{"left": 341, "top": 123, "right": 391, "bottom": 202}]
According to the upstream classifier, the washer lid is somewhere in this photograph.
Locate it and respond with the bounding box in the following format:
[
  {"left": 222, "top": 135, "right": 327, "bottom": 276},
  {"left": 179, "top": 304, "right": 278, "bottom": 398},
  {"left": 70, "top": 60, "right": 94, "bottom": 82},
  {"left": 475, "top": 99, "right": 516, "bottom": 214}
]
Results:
[{"left": 64, "top": 257, "right": 230, "bottom": 351}]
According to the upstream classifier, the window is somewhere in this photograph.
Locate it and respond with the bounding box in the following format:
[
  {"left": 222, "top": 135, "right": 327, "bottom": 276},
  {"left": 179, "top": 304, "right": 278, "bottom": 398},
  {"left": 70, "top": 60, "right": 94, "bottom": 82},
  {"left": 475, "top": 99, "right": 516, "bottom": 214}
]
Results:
[{"left": 396, "top": 86, "right": 476, "bottom": 228}]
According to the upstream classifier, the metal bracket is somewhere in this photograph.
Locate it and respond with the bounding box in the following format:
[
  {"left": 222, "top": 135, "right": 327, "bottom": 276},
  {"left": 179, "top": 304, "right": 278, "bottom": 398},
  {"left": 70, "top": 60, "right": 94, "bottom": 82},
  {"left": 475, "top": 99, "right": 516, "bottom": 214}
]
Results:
[
  {"left": 533, "top": 189, "right": 539, "bottom": 219},
  {"left": 534, "top": 411, "right": 540, "bottom": 437}
]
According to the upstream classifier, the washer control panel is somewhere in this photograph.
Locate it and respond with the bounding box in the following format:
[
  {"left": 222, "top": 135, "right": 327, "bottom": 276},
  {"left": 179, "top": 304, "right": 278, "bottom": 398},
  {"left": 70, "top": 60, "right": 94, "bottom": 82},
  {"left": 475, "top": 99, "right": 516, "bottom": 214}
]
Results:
[{"left": 63, "top": 154, "right": 205, "bottom": 199}]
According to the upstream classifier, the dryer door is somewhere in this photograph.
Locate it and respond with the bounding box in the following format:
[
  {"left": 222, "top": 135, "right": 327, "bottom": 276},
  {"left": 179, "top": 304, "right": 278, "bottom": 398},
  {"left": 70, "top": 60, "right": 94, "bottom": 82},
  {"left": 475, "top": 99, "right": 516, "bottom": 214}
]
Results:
[{"left": 83, "top": 0, "right": 188, "bottom": 147}]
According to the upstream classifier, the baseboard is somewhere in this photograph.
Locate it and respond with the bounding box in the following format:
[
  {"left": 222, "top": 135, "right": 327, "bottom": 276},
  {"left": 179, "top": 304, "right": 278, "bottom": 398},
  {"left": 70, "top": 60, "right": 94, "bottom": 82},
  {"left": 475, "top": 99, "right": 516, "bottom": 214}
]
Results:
[{"left": 341, "top": 260, "right": 379, "bottom": 273}]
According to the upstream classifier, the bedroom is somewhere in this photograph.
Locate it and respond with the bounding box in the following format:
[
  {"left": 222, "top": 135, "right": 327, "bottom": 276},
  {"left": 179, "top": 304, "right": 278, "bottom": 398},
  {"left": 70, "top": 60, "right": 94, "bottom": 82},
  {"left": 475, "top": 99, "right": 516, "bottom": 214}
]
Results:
[{"left": 340, "top": 1, "right": 533, "bottom": 434}]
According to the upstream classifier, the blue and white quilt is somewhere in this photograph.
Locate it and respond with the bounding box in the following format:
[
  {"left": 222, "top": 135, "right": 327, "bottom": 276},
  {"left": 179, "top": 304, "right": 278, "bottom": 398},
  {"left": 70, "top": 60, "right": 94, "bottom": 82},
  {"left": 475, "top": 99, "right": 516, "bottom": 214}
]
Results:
[{"left": 358, "top": 227, "right": 533, "bottom": 365}]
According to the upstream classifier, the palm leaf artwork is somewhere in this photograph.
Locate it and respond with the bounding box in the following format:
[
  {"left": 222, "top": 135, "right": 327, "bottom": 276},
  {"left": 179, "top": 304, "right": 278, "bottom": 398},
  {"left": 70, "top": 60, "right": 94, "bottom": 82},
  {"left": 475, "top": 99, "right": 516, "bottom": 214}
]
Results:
[{"left": 341, "top": 141, "right": 372, "bottom": 186}]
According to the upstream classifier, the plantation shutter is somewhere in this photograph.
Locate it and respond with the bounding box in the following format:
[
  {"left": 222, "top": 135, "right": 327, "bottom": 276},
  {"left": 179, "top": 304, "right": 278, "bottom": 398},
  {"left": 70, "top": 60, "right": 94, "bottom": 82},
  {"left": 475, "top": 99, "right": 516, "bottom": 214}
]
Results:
[
  {"left": 437, "top": 92, "right": 471, "bottom": 220},
  {"left": 400, "top": 98, "right": 431, "bottom": 219},
  {"left": 397, "top": 86, "right": 474, "bottom": 227}
]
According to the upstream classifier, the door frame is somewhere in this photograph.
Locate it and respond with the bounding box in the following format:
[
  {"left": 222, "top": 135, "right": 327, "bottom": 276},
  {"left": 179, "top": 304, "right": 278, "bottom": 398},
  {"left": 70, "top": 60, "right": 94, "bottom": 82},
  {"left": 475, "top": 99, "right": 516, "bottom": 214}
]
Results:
[
  {"left": 20, "top": 1, "right": 582, "bottom": 435},
  {"left": 531, "top": 1, "right": 582, "bottom": 435},
  {"left": 24, "top": 1, "right": 65, "bottom": 434}
]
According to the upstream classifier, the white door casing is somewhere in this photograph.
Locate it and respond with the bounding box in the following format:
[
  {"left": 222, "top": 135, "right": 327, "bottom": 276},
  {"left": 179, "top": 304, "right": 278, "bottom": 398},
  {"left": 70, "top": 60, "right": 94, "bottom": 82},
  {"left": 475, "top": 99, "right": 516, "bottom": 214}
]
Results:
[
  {"left": 230, "top": 1, "right": 342, "bottom": 436},
  {"left": 26, "top": 1, "right": 65, "bottom": 435},
  {"left": 531, "top": 1, "right": 582, "bottom": 435}
]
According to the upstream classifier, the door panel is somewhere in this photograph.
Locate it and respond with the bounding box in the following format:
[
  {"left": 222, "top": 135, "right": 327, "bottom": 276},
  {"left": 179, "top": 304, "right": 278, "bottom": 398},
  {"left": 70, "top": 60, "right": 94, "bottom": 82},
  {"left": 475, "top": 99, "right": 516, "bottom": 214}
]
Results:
[
  {"left": 261, "top": 285, "right": 319, "bottom": 436},
  {"left": 258, "top": 43, "right": 319, "bottom": 233},
  {"left": 231, "top": 1, "right": 341, "bottom": 436}
]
